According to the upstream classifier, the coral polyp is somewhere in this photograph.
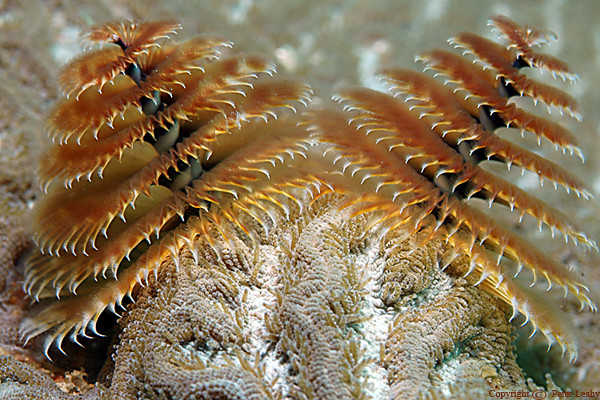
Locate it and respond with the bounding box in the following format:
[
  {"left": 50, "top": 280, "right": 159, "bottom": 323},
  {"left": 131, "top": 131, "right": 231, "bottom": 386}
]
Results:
[{"left": 17, "top": 15, "right": 596, "bottom": 399}]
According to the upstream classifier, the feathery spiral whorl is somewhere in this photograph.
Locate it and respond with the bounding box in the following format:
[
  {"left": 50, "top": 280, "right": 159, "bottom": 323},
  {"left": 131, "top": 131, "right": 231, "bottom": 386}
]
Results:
[
  {"left": 23, "top": 20, "right": 312, "bottom": 353},
  {"left": 307, "top": 15, "right": 596, "bottom": 359}
]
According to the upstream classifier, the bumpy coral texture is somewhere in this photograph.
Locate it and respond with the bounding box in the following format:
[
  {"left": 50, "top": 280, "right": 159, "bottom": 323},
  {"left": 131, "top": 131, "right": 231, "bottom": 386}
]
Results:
[
  {"left": 380, "top": 236, "right": 523, "bottom": 397},
  {"left": 12, "top": 15, "right": 596, "bottom": 399},
  {"left": 102, "top": 194, "right": 525, "bottom": 399},
  {"left": 0, "top": 217, "right": 31, "bottom": 357},
  {"left": 0, "top": 355, "right": 105, "bottom": 399}
]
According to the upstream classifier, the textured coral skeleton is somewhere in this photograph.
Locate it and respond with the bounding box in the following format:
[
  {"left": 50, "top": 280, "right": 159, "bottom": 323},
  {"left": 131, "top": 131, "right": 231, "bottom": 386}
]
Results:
[{"left": 18, "top": 14, "right": 597, "bottom": 398}]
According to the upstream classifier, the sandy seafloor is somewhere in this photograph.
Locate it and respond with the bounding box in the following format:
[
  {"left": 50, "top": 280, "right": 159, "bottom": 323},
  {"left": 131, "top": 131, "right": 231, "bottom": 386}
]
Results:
[{"left": 0, "top": 0, "right": 599, "bottom": 393}]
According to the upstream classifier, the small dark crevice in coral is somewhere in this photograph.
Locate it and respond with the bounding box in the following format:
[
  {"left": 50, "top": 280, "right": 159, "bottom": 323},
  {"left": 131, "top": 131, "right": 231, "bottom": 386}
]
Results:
[
  {"left": 512, "top": 324, "right": 570, "bottom": 390},
  {"left": 46, "top": 306, "right": 127, "bottom": 383}
]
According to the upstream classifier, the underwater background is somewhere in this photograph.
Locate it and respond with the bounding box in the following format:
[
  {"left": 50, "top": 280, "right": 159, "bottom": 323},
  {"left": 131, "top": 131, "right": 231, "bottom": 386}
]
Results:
[{"left": 0, "top": 0, "right": 599, "bottom": 395}]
